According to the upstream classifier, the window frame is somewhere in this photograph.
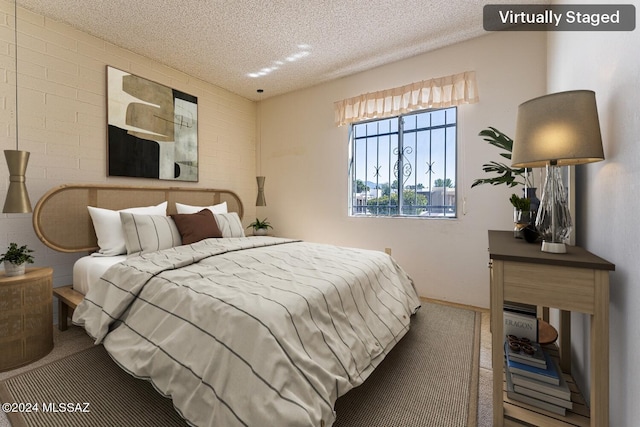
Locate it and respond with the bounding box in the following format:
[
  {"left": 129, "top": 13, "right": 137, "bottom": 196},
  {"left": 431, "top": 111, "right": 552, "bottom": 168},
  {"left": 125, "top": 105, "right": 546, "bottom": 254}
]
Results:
[{"left": 348, "top": 107, "right": 458, "bottom": 219}]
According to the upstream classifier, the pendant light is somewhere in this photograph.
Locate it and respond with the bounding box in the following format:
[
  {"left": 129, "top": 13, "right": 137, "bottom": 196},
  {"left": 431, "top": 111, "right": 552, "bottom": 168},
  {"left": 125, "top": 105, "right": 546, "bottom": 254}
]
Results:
[
  {"left": 256, "top": 89, "right": 266, "bottom": 206},
  {"left": 3, "top": 0, "right": 32, "bottom": 213},
  {"left": 256, "top": 176, "right": 266, "bottom": 206}
]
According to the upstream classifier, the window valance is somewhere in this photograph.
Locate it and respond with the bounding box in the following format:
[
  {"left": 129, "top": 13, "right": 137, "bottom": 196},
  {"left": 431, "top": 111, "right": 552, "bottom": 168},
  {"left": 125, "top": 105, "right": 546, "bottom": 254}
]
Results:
[{"left": 334, "top": 70, "right": 479, "bottom": 126}]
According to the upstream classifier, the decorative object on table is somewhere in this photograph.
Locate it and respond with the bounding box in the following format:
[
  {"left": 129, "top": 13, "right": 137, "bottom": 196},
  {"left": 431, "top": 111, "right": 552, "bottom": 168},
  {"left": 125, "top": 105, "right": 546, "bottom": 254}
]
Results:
[
  {"left": 523, "top": 186, "right": 540, "bottom": 217},
  {"left": 3, "top": 0, "right": 32, "bottom": 213},
  {"left": 505, "top": 335, "right": 546, "bottom": 368},
  {"left": 510, "top": 194, "right": 532, "bottom": 238},
  {"left": 503, "top": 309, "right": 538, "bottom": 342},
  {"left": 511, "top": 90, "right": 605, "bottom": 253},
  {"left": 107, "top": 66, "right": 198, "bottom": 182},
  {"left": 537, "top": 318, "right": 559, "bottom": 345},
  {"left": 0, "top": 242, "right": 34, "bottom": 276},
  {"left": 522, "top": 224, "right": 540, "bottom": 243},
  {"left": 247, "top": 217, "right": 272, "bottom": 236},
  {"left": 503, "top": 300, "right": 557, "bottom": 343},
  {"left": 472, "top": 127, "right": 538, "bottom": 222}
]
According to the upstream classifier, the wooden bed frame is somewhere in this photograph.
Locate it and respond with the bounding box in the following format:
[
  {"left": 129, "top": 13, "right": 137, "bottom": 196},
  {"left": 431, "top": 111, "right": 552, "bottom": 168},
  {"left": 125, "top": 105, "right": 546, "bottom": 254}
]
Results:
[{"left": 33, "top": 184, "right": 244, "bottom": 330}]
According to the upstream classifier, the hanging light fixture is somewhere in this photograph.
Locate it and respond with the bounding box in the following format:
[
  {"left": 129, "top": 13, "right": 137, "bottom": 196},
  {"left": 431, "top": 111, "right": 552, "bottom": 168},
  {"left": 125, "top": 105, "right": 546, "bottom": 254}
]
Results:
[
  {"left": 255, "top": 89, "right": 266, "bottom": 206},
  {"left": 3, "top": 0, "right": 32, "bottom": 213},
  {"left": 256, "top": 176, "right": 266, "bottom": 206}
]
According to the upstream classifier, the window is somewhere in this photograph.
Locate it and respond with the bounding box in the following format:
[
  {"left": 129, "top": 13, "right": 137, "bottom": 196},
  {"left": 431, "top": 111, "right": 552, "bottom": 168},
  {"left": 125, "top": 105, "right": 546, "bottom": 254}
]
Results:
[{"left": 349, "top": 107, "right": 457, "bottom": 218}]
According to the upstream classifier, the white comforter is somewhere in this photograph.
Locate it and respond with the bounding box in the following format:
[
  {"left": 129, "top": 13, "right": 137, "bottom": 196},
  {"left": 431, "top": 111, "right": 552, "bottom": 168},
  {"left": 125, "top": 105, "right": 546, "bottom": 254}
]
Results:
[{"left": 73, "top": 237, "right": 421, "bottom": 427}]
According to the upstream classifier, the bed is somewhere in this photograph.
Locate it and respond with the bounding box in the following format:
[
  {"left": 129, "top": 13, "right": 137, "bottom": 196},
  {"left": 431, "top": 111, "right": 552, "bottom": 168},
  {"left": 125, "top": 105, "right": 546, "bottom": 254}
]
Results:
[{"left": 33, "top": 184, "right": 421, "bottom": 427}]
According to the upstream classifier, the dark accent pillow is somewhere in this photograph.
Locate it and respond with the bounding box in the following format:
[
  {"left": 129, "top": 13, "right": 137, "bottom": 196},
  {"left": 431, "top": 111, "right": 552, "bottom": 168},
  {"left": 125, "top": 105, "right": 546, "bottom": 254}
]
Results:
[{"left": 171, "top": 209, "right": 223, "bottom": 245}]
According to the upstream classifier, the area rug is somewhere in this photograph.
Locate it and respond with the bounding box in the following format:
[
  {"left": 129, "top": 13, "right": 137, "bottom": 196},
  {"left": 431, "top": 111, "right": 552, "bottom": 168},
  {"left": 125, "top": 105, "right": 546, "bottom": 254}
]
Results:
[
  {"left": 0, "top": 301, "right": 480, "bottom": 427},
  {"left": 334, "top": 301, "right": 481, "bottom": 427},
  {"left": 0, "top": 344, "right": 187, "bottom": 427}
]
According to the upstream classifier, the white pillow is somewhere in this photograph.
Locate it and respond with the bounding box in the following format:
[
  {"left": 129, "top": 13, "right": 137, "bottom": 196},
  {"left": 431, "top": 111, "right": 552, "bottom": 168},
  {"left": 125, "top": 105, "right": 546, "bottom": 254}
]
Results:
[
  {"left": 214, "top": 212, "right": 245, "bottom": 238},
  {"left": 87, "top": 202, "right": 167, "bottom": 256},
  {"left": 119, "top": 212, "right": 182, "bottom": 255},
  {"left": 175, "top": 201, "right": 228, "bottom": 215}
]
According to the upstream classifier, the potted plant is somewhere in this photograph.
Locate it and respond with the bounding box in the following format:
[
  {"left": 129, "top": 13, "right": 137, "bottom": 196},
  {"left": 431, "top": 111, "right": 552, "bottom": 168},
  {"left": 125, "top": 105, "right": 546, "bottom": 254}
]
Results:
[
  {"left": 472, "top": 127, "right": 540, "bottom": 214},
  {"left": 1, "top": 242, "right": 34, "bottom": 276},
  {"left": 247, "top": 218, "right": 272, "bottom": 236},
  {"left": 509, "top": 194, "right": 531, "bottom": 212},
  {"left": 510, "top": 194, "right": 533, "bottom": 239}
]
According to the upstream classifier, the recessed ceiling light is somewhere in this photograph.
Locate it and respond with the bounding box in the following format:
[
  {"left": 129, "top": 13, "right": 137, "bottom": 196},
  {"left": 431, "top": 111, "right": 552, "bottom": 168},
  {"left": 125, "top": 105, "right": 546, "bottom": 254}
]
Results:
[{"left": 247, "top": 45, "right": 313, "bottom": 78}]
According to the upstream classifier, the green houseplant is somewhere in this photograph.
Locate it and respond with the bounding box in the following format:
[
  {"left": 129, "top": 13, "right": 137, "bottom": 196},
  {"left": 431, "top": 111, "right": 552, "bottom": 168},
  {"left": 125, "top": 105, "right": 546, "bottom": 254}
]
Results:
[
  {"left": 1, "top": 243, "right": 34, "bottom": 276},
  {"left": 509, "top": 194, "right": 531, "bottom": 211},
  {"left": 247, "top": 218, "right": 272, "bottom": 236},
  {"left": 474, "top": 128, "right": 540, "bottom": 239},
  {"left": 472, "top": 127, "right": 531, "bottom": 189},
  {"left": 472, "top": 127, "right": 539, "bottom": 210},
  {"left": 510, "top": 193, "right": 535, "bottom": 239}
]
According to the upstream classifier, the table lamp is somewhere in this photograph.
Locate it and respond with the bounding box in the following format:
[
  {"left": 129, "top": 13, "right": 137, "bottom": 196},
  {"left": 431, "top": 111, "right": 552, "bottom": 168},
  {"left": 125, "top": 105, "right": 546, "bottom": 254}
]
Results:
[{"left": 511, "top": 90, "right": 604, "bottom": 253}]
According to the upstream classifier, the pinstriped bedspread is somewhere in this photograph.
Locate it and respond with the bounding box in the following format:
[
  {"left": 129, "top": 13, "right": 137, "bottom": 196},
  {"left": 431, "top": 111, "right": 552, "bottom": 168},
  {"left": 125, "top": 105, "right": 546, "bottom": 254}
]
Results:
[{"left": 72, "top": 236, "right": 421, "bottom": 427}]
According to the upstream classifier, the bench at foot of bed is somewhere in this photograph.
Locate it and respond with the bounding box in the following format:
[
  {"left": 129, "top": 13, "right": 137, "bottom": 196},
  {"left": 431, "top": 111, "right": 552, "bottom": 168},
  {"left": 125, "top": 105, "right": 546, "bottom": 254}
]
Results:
[{"left": 52, "top": 285, "right": 83, "bottom": 331}]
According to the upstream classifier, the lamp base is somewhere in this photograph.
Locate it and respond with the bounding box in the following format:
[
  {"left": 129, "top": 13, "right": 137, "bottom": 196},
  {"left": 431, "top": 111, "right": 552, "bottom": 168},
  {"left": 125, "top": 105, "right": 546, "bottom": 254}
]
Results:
[{"left": 541, "top": 240, "right": 566, "bottom": 254}]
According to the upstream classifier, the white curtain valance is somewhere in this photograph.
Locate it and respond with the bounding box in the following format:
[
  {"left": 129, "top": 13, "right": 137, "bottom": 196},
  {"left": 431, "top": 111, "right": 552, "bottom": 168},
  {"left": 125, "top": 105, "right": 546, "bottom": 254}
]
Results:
[{"left": 334, "top": 70, "right": 479, "bottom": 127}]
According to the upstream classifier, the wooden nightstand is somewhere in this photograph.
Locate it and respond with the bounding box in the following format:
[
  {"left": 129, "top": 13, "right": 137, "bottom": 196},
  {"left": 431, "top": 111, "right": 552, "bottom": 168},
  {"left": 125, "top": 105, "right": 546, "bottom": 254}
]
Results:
[
  {"left": 0, "top": 267, "right": 54, "bottom": 372},
  {"left": 488, "top": 231, "right": 615, "bottom": 427}
]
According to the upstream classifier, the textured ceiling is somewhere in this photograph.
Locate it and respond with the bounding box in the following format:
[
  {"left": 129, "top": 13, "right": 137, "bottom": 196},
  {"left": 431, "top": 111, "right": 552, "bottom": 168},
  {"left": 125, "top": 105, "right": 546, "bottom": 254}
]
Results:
[{"left": 18, "top": 0, "right": 547, "bottom": 101}]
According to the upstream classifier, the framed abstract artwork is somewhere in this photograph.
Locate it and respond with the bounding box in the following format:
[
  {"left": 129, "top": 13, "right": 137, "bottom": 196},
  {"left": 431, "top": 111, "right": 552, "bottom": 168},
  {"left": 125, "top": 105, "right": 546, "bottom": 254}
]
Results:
[{"left": 107, "top": 66, "right": 198, "bottom": 182}]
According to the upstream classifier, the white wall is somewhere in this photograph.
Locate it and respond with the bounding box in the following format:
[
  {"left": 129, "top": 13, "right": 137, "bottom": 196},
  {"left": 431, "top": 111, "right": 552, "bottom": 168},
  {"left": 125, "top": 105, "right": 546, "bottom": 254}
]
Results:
[
  {"left": 547, "top": 1, "right": 640, "bottom": 423},
  {"left": 259, "top": 31, "right": 547, "bottom": 308},
  {"left": 0, "top": 1, "right": 257, "bottom": 320}
]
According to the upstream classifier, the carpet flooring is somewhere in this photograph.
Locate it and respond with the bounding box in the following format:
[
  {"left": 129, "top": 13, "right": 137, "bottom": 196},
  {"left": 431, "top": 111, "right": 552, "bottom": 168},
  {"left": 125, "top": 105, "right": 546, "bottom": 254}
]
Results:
[{"left": 0, "top": 301, "right": 488, "bottom": 427}]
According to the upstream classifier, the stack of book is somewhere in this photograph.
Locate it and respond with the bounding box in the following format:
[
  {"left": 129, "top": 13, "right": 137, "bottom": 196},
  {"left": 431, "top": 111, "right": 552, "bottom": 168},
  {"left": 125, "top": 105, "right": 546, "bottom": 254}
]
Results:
[
  {"left": 503, "top": 301, "right": 538, "bottom": 342},
  {"left": 504, "top": 337, "right": 572, "bottom": 415}
]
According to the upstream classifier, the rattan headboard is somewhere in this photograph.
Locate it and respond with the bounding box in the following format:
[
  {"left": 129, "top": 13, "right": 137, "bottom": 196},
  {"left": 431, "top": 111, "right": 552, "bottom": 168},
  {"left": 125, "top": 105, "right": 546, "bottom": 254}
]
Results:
[{"left": 33, "top": 184, "right": 244, "bottom": 253}]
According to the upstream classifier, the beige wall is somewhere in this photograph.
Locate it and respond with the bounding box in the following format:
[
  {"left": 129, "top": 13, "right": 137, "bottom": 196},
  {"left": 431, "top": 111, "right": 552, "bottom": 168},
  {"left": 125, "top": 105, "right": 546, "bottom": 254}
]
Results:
[
  {"left": 547, "top": 1, "right": 640, "bottom": 422},
  {"left": 0, "top": 1, "right": 256, "bottom": 293},
  {"left": 259, "top": 30, "right": 547, "bottom": 307},
  {"left": 0, "top": 0, "right": 547, "bottom": 311}
]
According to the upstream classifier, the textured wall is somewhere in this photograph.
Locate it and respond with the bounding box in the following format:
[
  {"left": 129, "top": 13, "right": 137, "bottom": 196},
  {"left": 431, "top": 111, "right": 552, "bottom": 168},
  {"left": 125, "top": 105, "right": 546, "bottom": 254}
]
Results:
[
  {"left": 0, "top": 1, "right": 256, "bottom": 318},
  {"left": 258, "top": 30, "right": 548, "bottom": 308}
]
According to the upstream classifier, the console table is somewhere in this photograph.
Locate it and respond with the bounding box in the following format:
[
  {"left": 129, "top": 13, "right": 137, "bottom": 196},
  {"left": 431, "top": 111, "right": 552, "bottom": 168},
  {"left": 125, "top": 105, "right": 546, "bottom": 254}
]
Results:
[{"left": 488, "top": 230, "right": 614, "bottom": 427}]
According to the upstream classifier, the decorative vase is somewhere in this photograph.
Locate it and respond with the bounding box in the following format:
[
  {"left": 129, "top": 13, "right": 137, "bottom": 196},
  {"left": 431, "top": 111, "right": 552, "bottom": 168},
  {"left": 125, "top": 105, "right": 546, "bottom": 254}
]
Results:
[
  {"left": 253, "top": 228, "right": 268, "bottom": 236},
  {"left": 3, "top": 260, "right": 25, "bottom": 276},
  {"left": 524, "top": 187, "right": 540, "bottom": 221}
]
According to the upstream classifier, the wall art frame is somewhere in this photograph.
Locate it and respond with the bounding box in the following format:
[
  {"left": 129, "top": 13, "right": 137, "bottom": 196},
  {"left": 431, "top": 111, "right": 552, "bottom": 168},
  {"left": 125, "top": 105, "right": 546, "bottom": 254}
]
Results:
[{"left": 106, "top": 66, "right": 198, "bottom": 182}]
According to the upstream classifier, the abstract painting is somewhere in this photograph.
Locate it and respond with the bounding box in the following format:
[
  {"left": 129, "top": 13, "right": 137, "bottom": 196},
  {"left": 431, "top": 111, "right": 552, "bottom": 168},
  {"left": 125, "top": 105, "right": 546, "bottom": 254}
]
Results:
[{"left": 107, "top": 66, "right": 198, "bottom": 181}]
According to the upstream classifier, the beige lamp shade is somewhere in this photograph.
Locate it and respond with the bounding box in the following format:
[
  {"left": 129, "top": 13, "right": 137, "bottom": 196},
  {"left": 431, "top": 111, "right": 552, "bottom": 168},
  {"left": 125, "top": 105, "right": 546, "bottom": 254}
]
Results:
[
  {"left": 512, "top": 90, "right": 604, "bottom": 168},
  {"left": 3, "top": 149, "right": 32, "bottom": 213}
]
